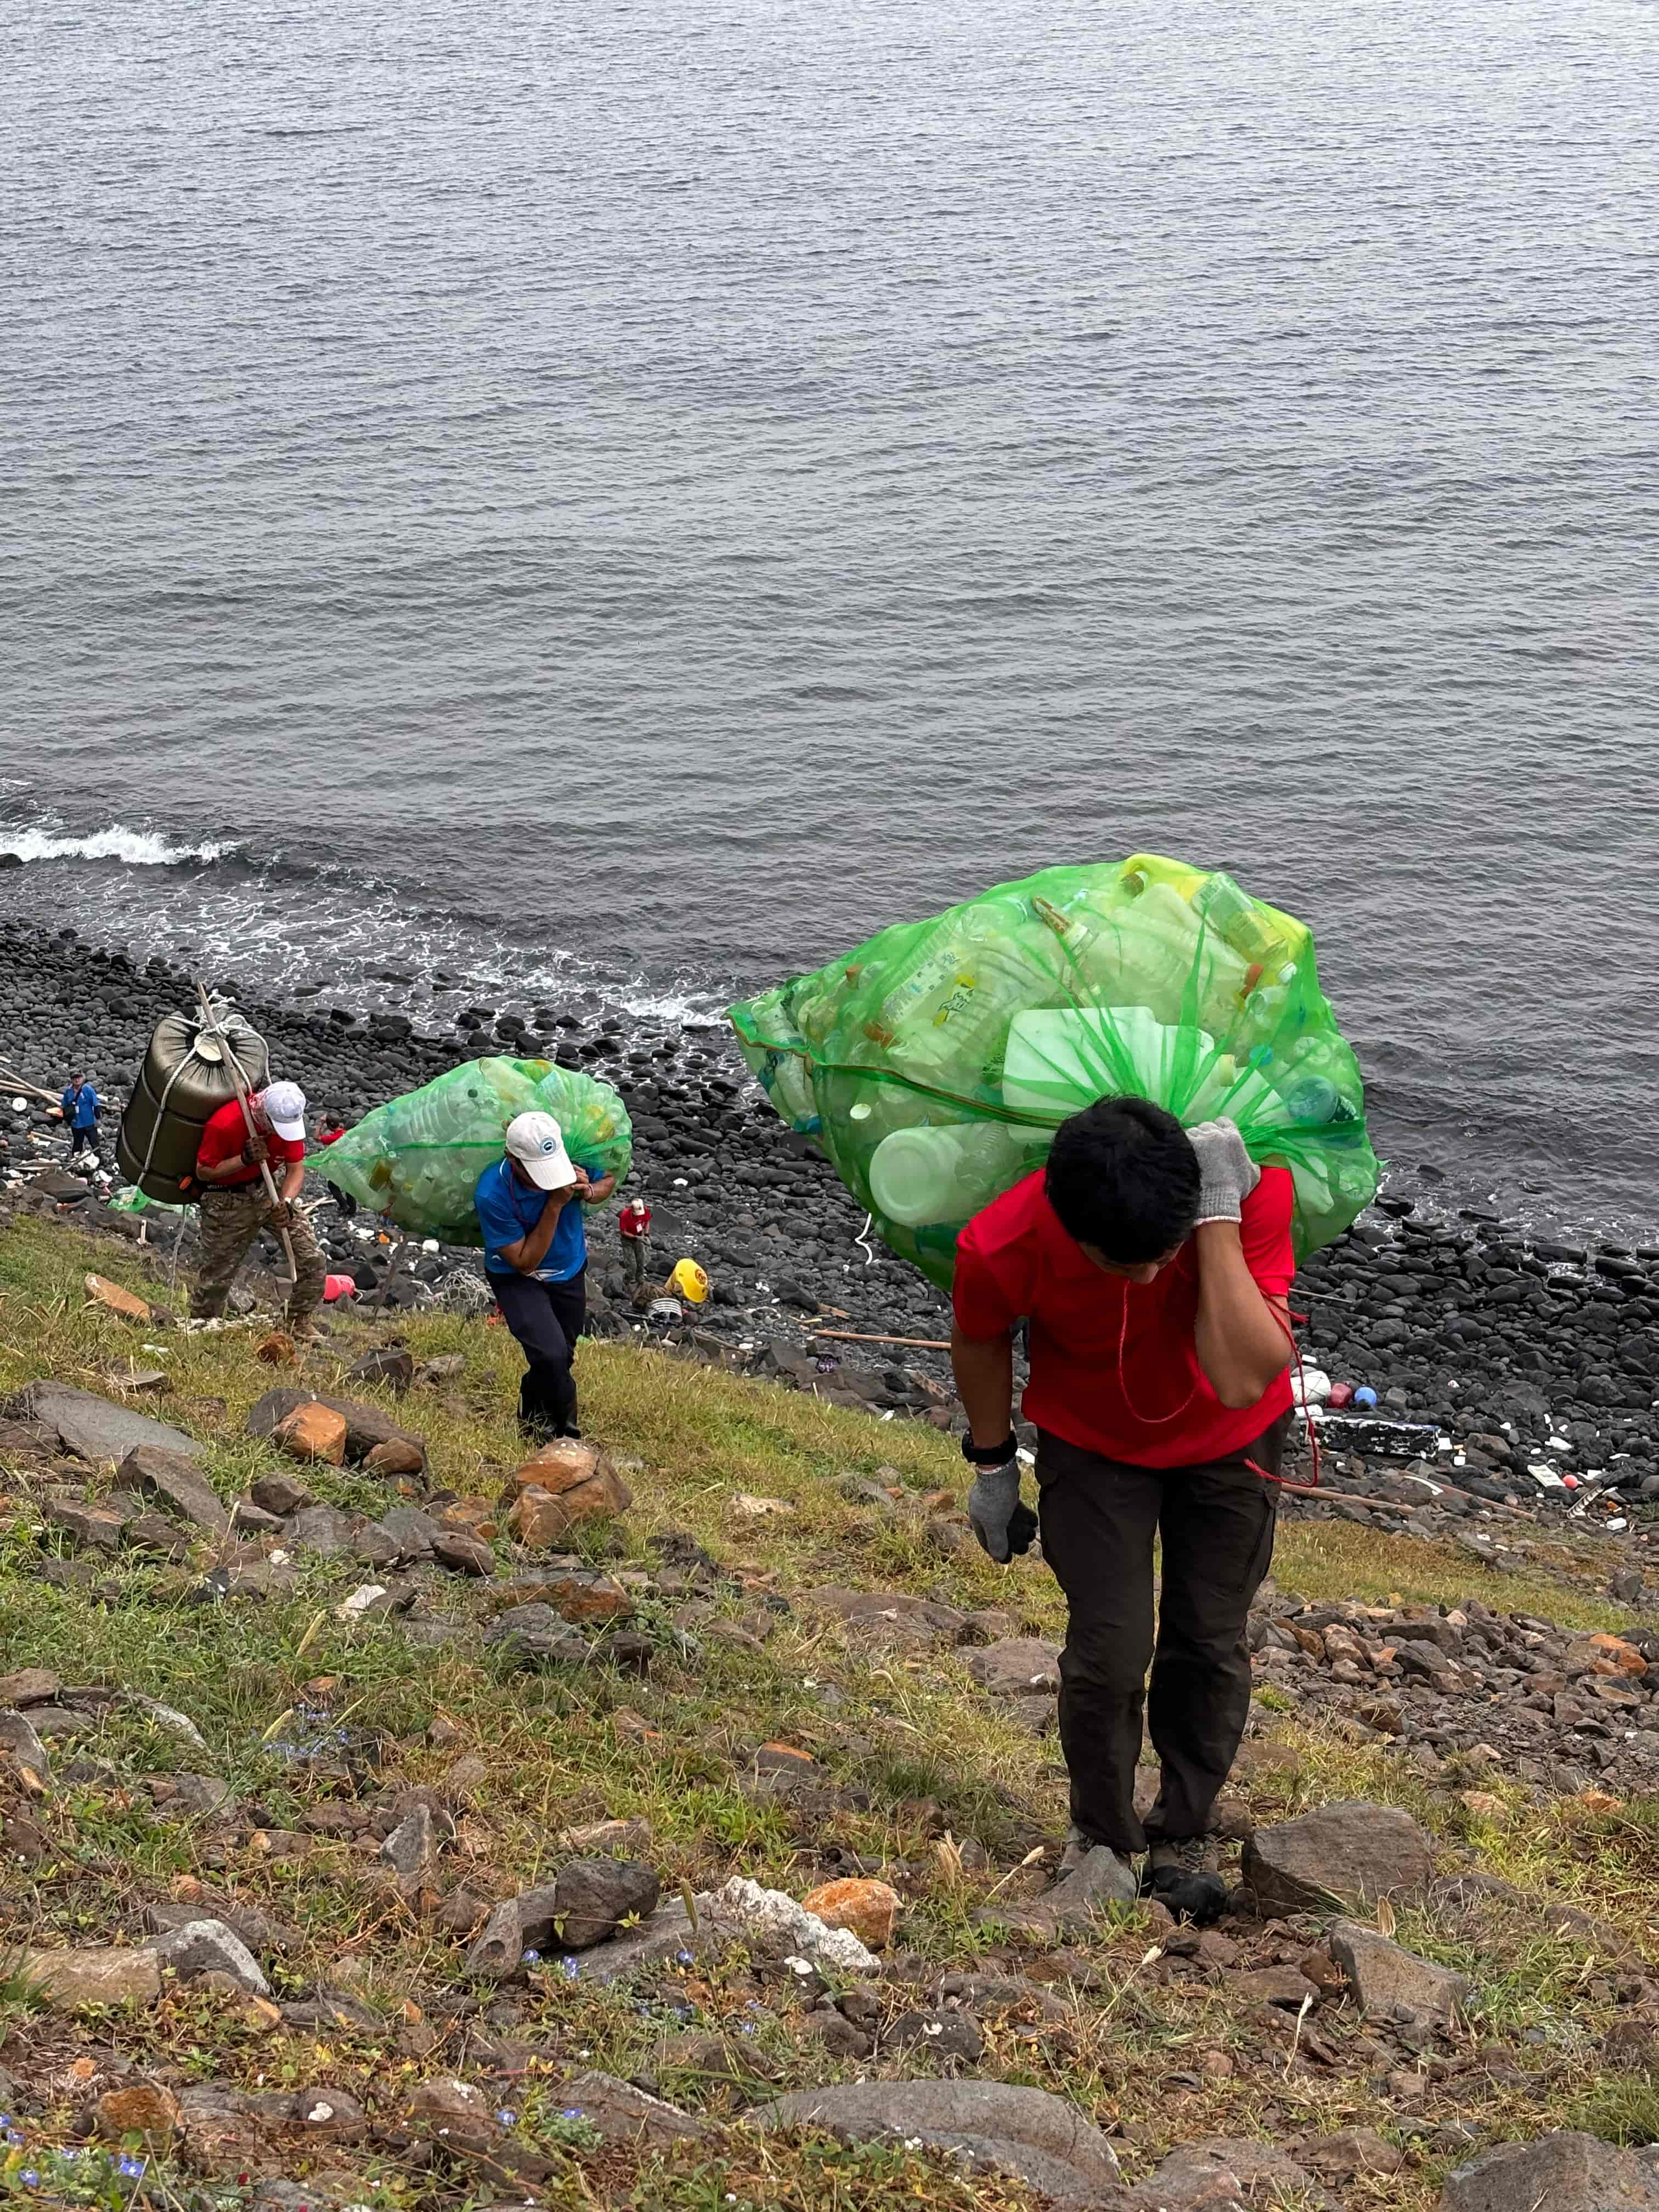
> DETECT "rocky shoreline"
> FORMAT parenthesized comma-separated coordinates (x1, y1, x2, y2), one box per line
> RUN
(3, 916, 1657, 1553)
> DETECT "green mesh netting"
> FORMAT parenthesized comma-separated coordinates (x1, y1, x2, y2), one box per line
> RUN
(729, 854, 1379, 1290)
(309, 1058, 633, 1246)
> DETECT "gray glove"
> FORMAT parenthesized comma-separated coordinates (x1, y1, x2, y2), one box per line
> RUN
(1188, 1119, 1262, 1226)
(967, 1459, 1037, 1564)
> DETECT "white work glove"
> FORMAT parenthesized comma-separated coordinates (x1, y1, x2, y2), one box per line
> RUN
(1188, 1119, 1262, 1226)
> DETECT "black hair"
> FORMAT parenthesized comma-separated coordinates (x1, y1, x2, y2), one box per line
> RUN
(1044, 1096, 1200, 1263)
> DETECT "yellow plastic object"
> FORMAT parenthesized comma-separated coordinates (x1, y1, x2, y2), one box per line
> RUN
(668, 1257, 710, 1305)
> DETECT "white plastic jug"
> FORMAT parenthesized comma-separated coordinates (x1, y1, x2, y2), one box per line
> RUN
(1001, 1006, 1220, 1120)
(869, 1122, 1028, 1229)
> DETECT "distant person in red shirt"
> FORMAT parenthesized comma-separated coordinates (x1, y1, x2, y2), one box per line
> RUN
(952, 1098, 1295, 1923)
(617, 1195, 653, 1296)
(192, 1080, 326, 1329)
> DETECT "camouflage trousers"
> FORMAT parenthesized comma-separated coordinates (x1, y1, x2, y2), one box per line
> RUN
(194, 1186, 326, 1324)
(621, 1236, 652, 1291)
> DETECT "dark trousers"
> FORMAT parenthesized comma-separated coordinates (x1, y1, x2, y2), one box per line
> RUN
(68, 1124, 97, 1157)
(493, 1268, 586, 1436)
(1036, 1414, 1287, 1855)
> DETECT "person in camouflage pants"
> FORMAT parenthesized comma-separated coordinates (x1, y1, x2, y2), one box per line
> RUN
(191, 1081, 326, 1329)
(195, 1184, 327, 1325)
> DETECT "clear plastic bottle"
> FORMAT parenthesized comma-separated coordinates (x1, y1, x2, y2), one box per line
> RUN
(865, 898, 1051, 1087)
(1191, 872, 1291, 968)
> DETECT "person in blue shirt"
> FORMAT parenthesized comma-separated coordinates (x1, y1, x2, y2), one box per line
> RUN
(475, 1110, 617, 1442)
(59, 1074, 100, 1163)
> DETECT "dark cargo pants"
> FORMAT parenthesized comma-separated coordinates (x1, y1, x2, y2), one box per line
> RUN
(194, 1186, 327, 1325)
(492, 1268, 586, 1437)
(1036, 1413, 1288, 1855)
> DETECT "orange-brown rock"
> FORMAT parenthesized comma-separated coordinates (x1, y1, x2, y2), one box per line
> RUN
(97, 2083, 182, 2137)
(85, 1273, 152, 1323)
(505, 1443, 631, 1547)
(365, 1436, 425, 1477)
(272, 1402, 348, 1465)
(256, 1332, 297, 1366)
(800, 1877, 901, 1949)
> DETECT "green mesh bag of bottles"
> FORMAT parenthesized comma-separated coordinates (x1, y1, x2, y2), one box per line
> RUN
(310, 1058, 633, 1246)
(729, 854, 1378, 1290)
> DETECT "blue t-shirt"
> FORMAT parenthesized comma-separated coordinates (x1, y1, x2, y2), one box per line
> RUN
(61, 1084, 98, 1128)
(473, 1155, 597, 1284)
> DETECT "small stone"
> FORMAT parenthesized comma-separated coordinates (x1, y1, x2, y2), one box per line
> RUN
(0, 1709, 51, 1785)
(0, 1669, 61, 1708)
(557, 2069, 710, 2147)
(250, 1470, 310, 1516)
(966, 1638, 1063, 1699)
(1440, 2131, 1659, 2210)
(24, 1945, 163, 2009)
(365, 1437, 425, 1477)
(495, 1567, 633, 1622)
(349, 1347, 415, 1393)
(45, 1498, 132, 1550)
(556, 1815, 653, 1857)
(1329, 1920, 1468, 2029)
(552, 1857, 662, 1949)
(97, 2084, 182, 2137)
(799, 1878, 900, 1949)
(380, 1803, 437, 1878)
(273, 1403, 348, 1465)
(85, 1272, 152, 1323)
(151, 1918, 272, 1996)
(119, 1443, 232, 1533)
(432, 1531, 494, 1576)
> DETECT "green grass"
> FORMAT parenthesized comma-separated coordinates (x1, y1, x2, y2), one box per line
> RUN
(0, 1211, 1655, 2209)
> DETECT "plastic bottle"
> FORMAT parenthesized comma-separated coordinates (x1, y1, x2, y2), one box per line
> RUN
(1190, 872, 1291, 969)
(868, 1122, 1028, 1229)
(865, 899, 1051, 1087)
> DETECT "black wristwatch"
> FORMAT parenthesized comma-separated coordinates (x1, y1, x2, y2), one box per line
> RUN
(961, 1432, 1018, 1468)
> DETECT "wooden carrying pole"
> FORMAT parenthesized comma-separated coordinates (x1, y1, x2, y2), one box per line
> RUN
(193, 980, 297, 1286)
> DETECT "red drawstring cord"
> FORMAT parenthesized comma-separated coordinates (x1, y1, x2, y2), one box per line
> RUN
(1111, 1280, 1324, 1496)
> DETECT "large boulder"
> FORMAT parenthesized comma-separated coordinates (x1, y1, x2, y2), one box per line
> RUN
(1440, 2132, 1659, 2210)
(1241, 1803, 1433, 1917)
(747, 2082, 1121, 2208)
(6, 1381, 204, 1466)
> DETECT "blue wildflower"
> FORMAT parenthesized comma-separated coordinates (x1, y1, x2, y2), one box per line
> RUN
(496, 2110, 516, 2128)
(675, 1948, 694, 1965)
(561, 2108, 583, 2120)
(19, 2172, 37, 2190)
(521, 1948, 541, 1965)
(560, 1956, 580, 1980)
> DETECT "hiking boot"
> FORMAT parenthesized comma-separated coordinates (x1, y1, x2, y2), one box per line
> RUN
(1146, 1835, 1227, 1924)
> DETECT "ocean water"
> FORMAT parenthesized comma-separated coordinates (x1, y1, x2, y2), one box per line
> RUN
(4, 0, 1658, 1233)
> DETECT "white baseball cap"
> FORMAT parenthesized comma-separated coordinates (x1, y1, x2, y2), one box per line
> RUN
(258, 1081, 307, 1141)
(505, 1110, 575, 1190)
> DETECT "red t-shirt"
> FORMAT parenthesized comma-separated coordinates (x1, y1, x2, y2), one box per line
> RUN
(952, 1166, 1297, 1468)
(195, 1099, 306, 1189)
(618, 1201, 652, 1240)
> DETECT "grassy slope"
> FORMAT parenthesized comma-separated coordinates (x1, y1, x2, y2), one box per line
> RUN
(0, 1213, 1654, 2210)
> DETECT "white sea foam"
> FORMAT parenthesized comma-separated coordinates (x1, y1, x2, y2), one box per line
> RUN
(0, 823, 235, 866)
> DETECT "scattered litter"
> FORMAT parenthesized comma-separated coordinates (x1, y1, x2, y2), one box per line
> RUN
(733, 1494, 795, 1517)
(336, 1584, 389, 1621)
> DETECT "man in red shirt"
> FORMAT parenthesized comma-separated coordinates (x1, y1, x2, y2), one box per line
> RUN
(192, 1080, 326, 1329)
(952, 1098, 1295, 1922)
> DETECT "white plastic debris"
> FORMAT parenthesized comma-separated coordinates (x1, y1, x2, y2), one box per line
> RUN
(703, 1877, 879, 1975)
(1291, 1367, 1331, 1409)
(1527, 1465, 1567, 1490)
(336, 1584, 389, 1621)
